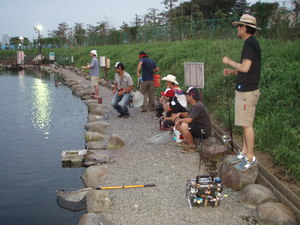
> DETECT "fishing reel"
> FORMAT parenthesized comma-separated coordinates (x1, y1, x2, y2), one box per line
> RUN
(222, 135, 232, 146)
(186, 175, 227, 207)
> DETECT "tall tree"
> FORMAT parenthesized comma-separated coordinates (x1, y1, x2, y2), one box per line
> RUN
(232, 0, 250, 16)
(292, 0, 300, 26)
(162, 0, 179, 25)
(144, 8, 161, 27)
(73, 23, 86, 46)
(250, 2, 279, 29)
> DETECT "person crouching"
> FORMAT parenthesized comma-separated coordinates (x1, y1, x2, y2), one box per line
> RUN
(160, 89, 187, 128)
(174, 87, 211, 154)
(111, 62, 134, 118)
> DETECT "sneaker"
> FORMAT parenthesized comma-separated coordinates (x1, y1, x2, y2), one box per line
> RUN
(117, 113, 124, 118)
(181, 145, 196, 154)
(176, 141, 188, 147)
(229, 152, 246, 164)
(123, 114, 129, 118)
(140, 109, 147, 112)
(234, 157, 257, 171)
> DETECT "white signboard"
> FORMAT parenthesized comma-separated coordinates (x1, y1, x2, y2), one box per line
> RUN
(184, 62, 204, 89)
(99, 56, 106, 67)
(49, 52, 55, 61)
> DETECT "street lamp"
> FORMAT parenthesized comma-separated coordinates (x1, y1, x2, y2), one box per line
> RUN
(34, 25, 42, 55)
(19, 36, 24, 51)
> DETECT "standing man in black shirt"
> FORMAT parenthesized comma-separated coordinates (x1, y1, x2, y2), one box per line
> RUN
(222, 14, 261, 171)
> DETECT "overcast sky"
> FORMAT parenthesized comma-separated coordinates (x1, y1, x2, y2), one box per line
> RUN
(0, 0, 287, 41)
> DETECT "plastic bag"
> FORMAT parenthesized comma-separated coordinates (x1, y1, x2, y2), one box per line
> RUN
(132, 90, 144, 108)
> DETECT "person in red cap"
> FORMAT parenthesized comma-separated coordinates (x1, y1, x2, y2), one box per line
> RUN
(222, 14, 261, 171)
(136, 51, 159, 112)
(160, 89, 187, 128)
(174, 87, 211, 154)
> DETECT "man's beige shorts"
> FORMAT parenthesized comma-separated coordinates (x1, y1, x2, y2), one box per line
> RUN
(91, 76, 99, 86)
(235, 89, 260, 127)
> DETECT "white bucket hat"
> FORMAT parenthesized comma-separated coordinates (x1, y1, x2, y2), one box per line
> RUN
(90, 50, 97, 56)
(161, 74, 179, 85)
(232, 14, 261, 30)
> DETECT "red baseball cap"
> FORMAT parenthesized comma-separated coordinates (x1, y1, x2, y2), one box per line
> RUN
(161, 89, 175, 97)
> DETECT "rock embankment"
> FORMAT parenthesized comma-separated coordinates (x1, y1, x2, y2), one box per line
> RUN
(42, 65, 297, 225)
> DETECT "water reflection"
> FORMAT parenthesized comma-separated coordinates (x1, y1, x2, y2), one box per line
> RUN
(31, 78, 52, 137)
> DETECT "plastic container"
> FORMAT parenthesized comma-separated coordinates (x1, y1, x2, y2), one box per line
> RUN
(154, 74, 161, 87)
(174, 129, 183, 143)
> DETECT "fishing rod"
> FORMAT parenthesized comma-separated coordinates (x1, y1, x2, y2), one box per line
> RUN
(58, 184, 156, 194)
(224, 78, 234, 153)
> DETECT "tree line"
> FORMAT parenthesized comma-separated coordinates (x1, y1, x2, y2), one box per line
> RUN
(3, 0, 300, 49)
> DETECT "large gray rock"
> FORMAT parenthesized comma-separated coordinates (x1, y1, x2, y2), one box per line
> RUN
(78, 213, 112, 225)
(90, 107, 104, 116)
(220, 155, 258, 191)
(88, 114, 104, 123)
(81, 94, 93, 100)
(81, 166, 108, 187)
(84, 99, 98, 106)
(257, 202, 297, 225)
(85, 121, 110, 133)
(239, 184, 278, 209)
(85, 131, 106, 142)
(87, 103, 100, 113)
(86, 190, 111, 213)
(84, 149, 131, 166)
(203, 136, 218, 147)
(200, 143, 230, 161)
(70, 84, 84, 93)
(64, 79, 80, 87)
(75, 90, 92, 98)
(107, 134, 125, 150)
(86, 141, 108, 150)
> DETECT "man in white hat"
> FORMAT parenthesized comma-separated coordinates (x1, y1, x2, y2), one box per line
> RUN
(82, 50, 99, 98)
(222, 14, 261, 171)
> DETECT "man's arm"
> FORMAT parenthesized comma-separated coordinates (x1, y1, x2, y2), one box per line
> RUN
(153, 67, 159, 73)
(137, 62, 143, 78)
(173, 112, 189, 121)
(222, 57, 252, 74)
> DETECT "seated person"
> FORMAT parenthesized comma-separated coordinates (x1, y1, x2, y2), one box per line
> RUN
(174, 87, 211, 154)
(156, 74, 187, 119)
(160, 89, 187, 128)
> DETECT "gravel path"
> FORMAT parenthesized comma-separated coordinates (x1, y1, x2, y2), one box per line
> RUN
(60, 68, 257, 225)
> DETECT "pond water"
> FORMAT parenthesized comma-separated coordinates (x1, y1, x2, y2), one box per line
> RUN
(0, 69, 87, 225)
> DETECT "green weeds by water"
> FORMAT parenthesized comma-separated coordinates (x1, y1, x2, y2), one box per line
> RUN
(2, 38, 299, 181)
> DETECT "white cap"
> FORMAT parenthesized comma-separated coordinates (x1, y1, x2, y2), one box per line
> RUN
(90, 50, 97, 56)
(114, 62, 120, 68)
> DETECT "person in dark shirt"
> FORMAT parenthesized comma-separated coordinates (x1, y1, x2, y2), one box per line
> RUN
(160, 89, 187, 128)
(222, 14, 261, 171)
(136, 51, 159, 112)
(174, 87, 211, 154)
